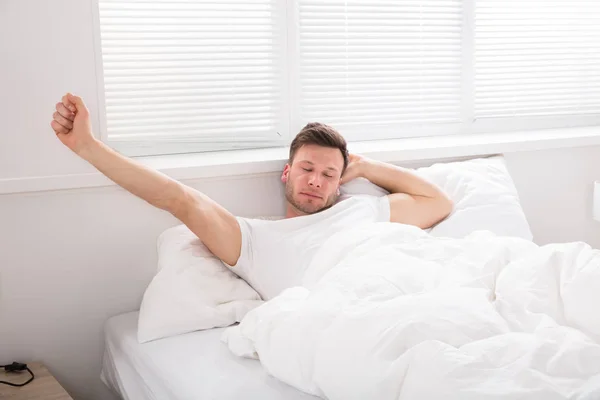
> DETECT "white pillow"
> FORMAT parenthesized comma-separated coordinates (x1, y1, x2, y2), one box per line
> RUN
(340, 155, 533, 240)
(137, 225, 263, 343)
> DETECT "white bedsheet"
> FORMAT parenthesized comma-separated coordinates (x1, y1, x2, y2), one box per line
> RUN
(101, 311, 318, 400)
(223, 223, 600, 400)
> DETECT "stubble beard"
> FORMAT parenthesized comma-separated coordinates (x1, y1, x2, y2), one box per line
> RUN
(285, 180, 337, 215)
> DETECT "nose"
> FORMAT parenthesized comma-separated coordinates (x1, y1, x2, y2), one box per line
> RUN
(308, 172, 322, 188)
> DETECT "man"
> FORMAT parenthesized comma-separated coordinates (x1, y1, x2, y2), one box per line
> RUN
(51, 93, 453, 299)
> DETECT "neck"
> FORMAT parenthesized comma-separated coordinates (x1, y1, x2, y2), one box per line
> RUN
(285, 202, 306, 219)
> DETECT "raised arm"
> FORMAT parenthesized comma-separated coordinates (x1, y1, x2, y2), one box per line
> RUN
(51, 93, 242, 266)
(341, 154, 453, 229)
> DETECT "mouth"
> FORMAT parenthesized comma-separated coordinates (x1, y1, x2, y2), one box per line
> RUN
(299, 192, 323, 199)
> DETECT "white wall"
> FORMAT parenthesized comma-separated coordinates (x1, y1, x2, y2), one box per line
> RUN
(506, 147, 600, 249)
(0, 0, 102, 180)
(1, 1, 599, 400)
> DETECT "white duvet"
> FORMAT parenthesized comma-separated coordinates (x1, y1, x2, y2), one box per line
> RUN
(222, 223, 600, 400)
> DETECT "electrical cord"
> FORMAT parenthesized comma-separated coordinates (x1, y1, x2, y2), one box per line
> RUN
(0, 362, 35, 387)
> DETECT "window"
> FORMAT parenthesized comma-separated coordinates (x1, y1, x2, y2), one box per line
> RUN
(295, 1, 463, 142)
(474, 0, 600, 133)
(95, 0, 288, 156)
(94, 0, 600, 156)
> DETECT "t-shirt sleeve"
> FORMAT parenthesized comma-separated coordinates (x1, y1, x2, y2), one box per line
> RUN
(222, 217, 254, 283)
(375, 196, 392, 222)
(371, 195, 391, 222)
(349, 194, 391, 223)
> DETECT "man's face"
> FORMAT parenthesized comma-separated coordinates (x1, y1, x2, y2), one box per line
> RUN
(282, 144, 345, 215)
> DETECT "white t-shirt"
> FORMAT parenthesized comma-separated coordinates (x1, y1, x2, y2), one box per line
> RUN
(225, 195, 390, 300)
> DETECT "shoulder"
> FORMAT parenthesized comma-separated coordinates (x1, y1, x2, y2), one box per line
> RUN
(337, 194, 389, 207)
(234, 215, 288, 239)
(336, 194, 390, 221)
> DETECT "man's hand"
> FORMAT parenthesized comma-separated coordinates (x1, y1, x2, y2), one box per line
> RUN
(340, 153, 367, 185)
(51, 93, 97, 155)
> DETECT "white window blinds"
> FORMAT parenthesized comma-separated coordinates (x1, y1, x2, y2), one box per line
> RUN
(97, 0, 287, 153)
(94, 1, 600, 156)
(295, 0, 463, 138)
(475, 1, 600, 119)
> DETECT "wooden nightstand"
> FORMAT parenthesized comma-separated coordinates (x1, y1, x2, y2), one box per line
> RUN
(0, 362, 73, 399)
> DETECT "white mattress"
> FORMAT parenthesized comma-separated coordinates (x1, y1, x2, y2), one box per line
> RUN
(101, 311, 318, 400)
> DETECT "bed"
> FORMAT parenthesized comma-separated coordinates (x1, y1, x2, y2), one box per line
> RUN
(101, 311, 317, 400)
(100, 156, 600, 399)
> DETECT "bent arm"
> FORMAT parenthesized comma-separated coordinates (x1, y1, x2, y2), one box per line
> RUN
(79, 140, 242, 265)
(360, 158, 454, 229)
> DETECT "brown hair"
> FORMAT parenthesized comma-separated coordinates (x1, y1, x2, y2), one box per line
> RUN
(289, 122, 349, 172)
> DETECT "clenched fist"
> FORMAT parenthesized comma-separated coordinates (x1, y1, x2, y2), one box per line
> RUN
(51, 93, 96, 155)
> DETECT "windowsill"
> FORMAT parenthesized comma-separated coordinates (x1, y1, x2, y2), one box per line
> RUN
(2, 126, 600, 195)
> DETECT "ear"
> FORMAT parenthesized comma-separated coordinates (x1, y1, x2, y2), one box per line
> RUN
(281, 163, 291, 183)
